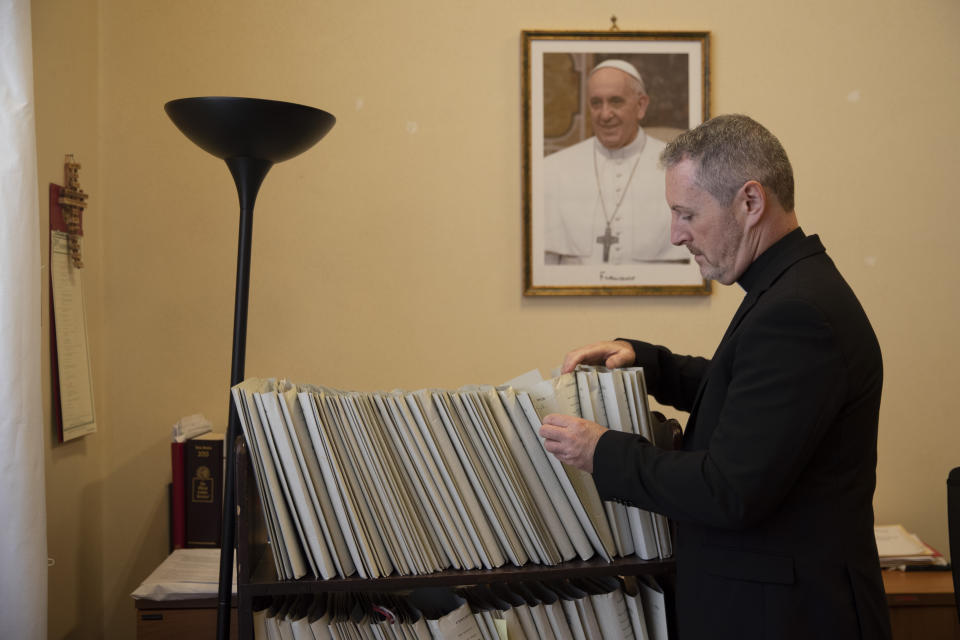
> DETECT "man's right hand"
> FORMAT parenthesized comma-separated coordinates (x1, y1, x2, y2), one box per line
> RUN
(561, 340, 636, 373)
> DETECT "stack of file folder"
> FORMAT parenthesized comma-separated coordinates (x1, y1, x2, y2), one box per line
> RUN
(252, 575, 668, 640)
(231, 366, 673, 582)
(874, 524, 947, 569)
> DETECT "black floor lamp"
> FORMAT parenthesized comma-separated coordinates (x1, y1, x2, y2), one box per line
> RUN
(164, 97, 335, 640)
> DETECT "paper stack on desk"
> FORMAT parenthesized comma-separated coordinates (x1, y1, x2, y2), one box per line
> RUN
(131, 548, 236, 601)
(874, 524, 947, 569)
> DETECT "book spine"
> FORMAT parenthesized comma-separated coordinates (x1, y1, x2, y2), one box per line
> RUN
(185, 437, 224, 547)
(170, 442, 186, 549)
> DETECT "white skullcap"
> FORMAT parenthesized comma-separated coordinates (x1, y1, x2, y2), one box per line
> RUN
(590, 59, 646, 94)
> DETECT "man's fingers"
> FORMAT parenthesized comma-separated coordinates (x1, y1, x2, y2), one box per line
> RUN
(561, 343, 606, 373)
(561, 348, 590, 373)
(606, 352, 631, 369)
(605, 340, 636, 368)
(563, 340, 635, 373)
(539, 413, 602, 473)
(542, 413, 580, 428)
(538, 422, 560, 441)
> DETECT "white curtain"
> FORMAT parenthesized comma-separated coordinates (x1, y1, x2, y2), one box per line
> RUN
(0, 0, 48, 637)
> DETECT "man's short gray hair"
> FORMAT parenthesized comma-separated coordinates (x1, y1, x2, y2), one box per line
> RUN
(661, 114, 795, 212)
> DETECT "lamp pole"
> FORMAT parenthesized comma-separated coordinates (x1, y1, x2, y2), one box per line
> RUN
(164, 97, 335, 640)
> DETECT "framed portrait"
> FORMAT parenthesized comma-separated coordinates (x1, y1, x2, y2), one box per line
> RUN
(522, 30, 711, 296)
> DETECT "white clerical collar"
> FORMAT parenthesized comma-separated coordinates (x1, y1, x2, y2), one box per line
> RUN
(593, 127, 647, 160)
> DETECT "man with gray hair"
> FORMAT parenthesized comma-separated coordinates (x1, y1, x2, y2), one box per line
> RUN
(540, 115, 891, 638)
(543, 59, 689, 265)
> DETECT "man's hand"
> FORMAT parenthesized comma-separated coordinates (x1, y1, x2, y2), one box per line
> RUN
(561, 340, 636, 374)
(539, 414, 608, 473)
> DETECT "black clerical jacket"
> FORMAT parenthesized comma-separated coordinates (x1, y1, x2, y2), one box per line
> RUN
(593, 229, 891, 639)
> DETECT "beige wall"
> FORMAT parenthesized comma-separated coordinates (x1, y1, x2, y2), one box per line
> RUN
(33, 0, 960, 637)
(33, 0, 105, 637)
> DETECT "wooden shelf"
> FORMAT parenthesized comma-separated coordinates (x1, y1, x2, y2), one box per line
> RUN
(243, 550, 674, 596)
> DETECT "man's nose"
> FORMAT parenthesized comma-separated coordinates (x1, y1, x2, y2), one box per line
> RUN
(670, 220, 688, 246)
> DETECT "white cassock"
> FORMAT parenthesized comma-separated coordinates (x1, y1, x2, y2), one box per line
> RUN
(543, 129, 688, 265)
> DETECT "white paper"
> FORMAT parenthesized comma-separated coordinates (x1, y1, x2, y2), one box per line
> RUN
(340, 393, 415, 575)
(434, 391, 524, 566)
(283, 388, 354, 578)
(232, 380, 305, 580)
(497, 386, 587, 561)
(481, 387, 570, 563)
(299, 391, 367, 578)
(596, 369, 658, 560)
(637, 577, 668, 640)
(50, 231, 97, 440)
(374, 393, 459, 570)
(408, 390, 502, 568)
(131, 549, 236, 600)
(516, 391, 610, 560)
(590, 591, 633, 640)
(258, 391, 324, 579)
(875, 524, 931, 557)
(624, 368, 672, 559)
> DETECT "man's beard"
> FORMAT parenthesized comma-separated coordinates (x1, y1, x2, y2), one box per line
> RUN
(689, 215, 743, 283)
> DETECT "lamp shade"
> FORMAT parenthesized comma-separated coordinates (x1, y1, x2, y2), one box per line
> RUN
(164, 96, 336, 163)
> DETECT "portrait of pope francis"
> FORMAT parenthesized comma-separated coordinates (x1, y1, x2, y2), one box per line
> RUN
(543, 59, 691, 267)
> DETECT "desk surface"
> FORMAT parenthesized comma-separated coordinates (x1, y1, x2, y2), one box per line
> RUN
(883, 570, 955, 602)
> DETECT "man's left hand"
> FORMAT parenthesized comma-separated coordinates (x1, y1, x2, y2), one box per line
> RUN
(539, 414, 608, 473)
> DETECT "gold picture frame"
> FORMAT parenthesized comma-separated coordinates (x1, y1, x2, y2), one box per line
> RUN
(522, 30, 711, 296)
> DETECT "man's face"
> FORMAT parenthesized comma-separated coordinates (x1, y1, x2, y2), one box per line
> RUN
(666, 159, 748, 285)
(587, 68, 649, 150)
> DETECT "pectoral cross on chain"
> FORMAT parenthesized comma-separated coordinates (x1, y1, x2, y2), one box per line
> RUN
(596, 223, 619, 263)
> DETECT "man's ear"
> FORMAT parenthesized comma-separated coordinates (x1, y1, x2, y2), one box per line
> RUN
(740, 180, 766, 230)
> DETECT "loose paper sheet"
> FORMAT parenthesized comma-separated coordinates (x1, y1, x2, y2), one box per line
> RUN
(50, 230, 96, 440)
(131, 549, 236, 600)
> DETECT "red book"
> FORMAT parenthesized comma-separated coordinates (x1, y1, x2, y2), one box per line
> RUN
(170, 441, 186, 549)
(185, 433, 224, 548)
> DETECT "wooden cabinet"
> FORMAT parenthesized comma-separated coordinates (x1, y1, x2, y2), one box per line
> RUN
(884, 570, 960, 640)
(135, 599, 237, 640)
